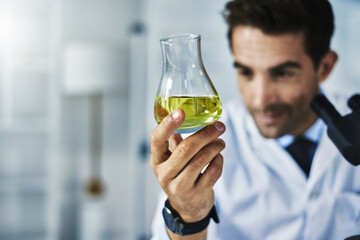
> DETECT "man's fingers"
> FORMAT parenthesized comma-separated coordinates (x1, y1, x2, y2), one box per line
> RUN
(176, 139, 225, 185)
(168, 121, 225, 166)
(195, 153, 224, 189)
(169, 133, 183, 152)
(163, 122, 226, 180)
(150, 109, 185, 166)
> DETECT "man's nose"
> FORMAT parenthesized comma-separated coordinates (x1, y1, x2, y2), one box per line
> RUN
(252, 77, 276, 109)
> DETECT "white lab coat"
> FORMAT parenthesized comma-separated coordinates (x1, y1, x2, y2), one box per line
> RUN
(151, 93, 360, 240)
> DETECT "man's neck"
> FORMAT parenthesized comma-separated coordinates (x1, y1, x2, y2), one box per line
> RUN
(277, 117, 325, 148)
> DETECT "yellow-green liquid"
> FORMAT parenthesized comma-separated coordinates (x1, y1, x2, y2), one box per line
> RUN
(154, 96, 222, 132)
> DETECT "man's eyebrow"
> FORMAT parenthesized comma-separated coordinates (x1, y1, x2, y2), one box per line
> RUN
(233, 61, 251, 70)
(270, 61, 302, 72)
(233, 61, 301, 71)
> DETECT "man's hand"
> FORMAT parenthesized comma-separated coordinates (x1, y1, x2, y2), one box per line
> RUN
(150, 109, 225, 238)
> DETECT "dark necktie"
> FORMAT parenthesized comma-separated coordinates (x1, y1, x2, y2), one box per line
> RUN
(285, 137, 317, 177)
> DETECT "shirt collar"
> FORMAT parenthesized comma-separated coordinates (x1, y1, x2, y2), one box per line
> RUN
(276, 118, 325, 149)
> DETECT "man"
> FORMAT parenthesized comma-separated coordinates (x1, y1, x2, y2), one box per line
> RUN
(150, 0, 360, 239)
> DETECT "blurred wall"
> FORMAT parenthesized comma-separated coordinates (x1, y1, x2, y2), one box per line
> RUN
(0, 1, 60, 239)
(324, 0, 360, 95)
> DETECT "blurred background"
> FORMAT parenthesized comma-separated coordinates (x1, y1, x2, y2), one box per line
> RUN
(0, 0, 358, 239)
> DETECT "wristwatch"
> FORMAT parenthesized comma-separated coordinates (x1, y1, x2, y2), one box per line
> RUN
(162, 199, 219, 236)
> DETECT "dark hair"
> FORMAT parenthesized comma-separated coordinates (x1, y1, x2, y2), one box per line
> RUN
(223, 0, 334, 68)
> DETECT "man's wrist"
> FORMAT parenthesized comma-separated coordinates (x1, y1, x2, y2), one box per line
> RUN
(162, 199, 219, 236)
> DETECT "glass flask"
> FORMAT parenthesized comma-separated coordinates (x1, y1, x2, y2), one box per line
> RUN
(154, 33, 222, 133)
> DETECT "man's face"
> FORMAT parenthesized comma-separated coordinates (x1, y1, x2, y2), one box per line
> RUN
(232, 26, 321, 138)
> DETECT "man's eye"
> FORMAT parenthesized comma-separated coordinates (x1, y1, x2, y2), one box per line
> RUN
(274, 70, 295, 79)
(238, 69, 253, 78)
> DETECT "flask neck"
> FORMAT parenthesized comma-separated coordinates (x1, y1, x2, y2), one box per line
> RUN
(157, 34, 216, 97)
(161, 37, 203, 71)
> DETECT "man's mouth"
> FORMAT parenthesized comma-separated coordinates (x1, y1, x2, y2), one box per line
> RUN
(254, 110, 287, 125)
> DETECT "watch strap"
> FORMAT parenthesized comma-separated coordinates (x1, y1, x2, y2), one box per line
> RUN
(162, 199, 219, 236)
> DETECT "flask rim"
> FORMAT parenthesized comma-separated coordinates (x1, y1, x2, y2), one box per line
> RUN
(160, 33, 201, 45)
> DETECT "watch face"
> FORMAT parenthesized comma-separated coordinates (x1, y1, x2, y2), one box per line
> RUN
(162, 206, 185, 235)
(162, 207, 176, 231)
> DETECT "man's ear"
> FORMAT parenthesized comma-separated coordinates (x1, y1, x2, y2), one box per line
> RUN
(317, 50, 338, 83)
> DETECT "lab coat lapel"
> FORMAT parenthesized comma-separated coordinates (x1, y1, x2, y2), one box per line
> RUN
(244, 112, 307, 187)
(306, 128, 338, 187)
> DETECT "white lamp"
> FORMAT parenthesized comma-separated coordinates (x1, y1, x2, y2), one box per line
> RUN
(64, 42, 126, 95)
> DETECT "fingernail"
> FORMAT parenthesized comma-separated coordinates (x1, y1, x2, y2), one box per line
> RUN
(172, 110, 180, 120)
(214, 122, 225, 132)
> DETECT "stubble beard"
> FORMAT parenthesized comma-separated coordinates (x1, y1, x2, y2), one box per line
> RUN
(250, 87, 320, 139)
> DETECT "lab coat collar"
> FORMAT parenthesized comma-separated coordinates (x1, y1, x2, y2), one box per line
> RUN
(239, 102, 338, 188)
(306, 128, 339, 190)
(243, 111, 308, 186)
